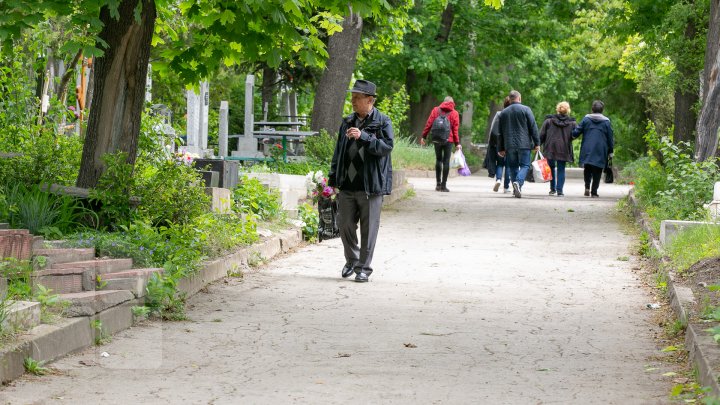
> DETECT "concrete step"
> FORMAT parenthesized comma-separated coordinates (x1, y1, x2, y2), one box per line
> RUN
(32, 267, 88, 294)
(59, 290, 134, 317)
(33, 248, 95, 269)
(100, 268, 164, 297)
(52, 258, 133, 275)
(1, 301, 41, 331)
(0, 229, 33, 261)
(0, 223, 9, 229)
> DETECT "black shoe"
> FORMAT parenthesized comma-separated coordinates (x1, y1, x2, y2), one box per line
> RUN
(557, 192, 564, 196)
(341, 263, 355, 278)
(549, 190, 556, 195)
(512, 182, 521, 198)
(440, 187, 450, 192)
(435, 185, 441, 191)
(355, 272, 369, 282)
(591, 194, 599, 198)
(584, 188, 590, 197)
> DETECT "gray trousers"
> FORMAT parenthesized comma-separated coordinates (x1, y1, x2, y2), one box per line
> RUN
(336, 190, 383, 275)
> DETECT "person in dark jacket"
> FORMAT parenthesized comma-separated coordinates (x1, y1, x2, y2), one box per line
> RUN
(485, 96, 512, 193)
(328, 79, 394, 283)
(497, 90, 540, 198)
(540, 101, 577, 197)
(572, 100, 614, 198)
(420, 96, 461, 192)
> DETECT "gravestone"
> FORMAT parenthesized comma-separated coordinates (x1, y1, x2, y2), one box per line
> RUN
(219, 101, 229, 157)
(186, 81, 211, 156)
(194, 158, 239, 190)
(232, 75, 263, 158)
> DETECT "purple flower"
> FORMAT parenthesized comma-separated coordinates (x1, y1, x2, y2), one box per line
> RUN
(139, 246, 145, 251)
(322, 186, 334, 198)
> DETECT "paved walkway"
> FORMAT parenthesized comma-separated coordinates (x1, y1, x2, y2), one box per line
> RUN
(0, 173, 672, 404)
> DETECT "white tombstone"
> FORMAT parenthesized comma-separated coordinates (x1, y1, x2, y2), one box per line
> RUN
(185, 81, 211, 156)
(708, 182, 720, 221)
(145, 63, 152, 103)
(219, 101, 229, 157)
(233, 74, 263, 158)
(714, 182, 720, 201)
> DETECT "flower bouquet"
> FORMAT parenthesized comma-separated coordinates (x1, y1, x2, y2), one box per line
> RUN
(305, 170, 339, 241)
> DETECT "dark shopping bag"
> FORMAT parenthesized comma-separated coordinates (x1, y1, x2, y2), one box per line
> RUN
(604, 157, 614, 183)
(317, 197, 339, 241)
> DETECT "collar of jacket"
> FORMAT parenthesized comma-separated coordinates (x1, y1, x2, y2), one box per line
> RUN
(345, 107, 378, 130)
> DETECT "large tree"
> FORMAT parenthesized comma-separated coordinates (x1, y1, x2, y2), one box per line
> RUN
(695, 0, 720, 161)
(1, 0, 348, 187)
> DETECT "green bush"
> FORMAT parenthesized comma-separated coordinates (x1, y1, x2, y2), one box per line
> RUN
(298, 202, 318, 242)
(376, 85, 409, 130)
(3, 184, 96, 237)
(304, 129, 336, 165)
(233, 176, 284, 221)
(666, 225, 720, 274)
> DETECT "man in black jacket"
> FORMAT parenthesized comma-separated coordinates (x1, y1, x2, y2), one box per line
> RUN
(328, 79, 394, 282)
(497, 90, 540, 198)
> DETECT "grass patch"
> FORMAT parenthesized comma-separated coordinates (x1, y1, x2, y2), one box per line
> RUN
(666, 225, 720, 275)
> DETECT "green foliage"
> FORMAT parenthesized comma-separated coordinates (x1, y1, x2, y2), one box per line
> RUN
(33, 285, 60, 309)
(91, 319, 111, 345)
(2, 183, 96, 236)
(376, 85, 409, 129)
(298, 202, 319, 242)
(666, 225, 720, 275)
(304, 129, 336, 165)
(23, 357, 48, 376)
(0, 258, 33, 301)
(392, 136, 436, 170)
(89, 152, 135, 229)
(233, 176, 283, 221)
(131, 305, 151, 320)
(145, 273, 187, 321)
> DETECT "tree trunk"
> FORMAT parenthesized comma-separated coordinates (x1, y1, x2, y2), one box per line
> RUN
(76, 0, 156, 188)
(310, 13, 363, 135)
(58, 49, 83, 105)
(261, 64, 277, 120)
(673, 18, 699, 144)
(406, 2, 455, 140)
(695, 0, 720, 161)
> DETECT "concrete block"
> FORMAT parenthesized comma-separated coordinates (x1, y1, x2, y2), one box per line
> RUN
(714, 182, 720, 201)
(32, 267, 84, 294)
(2, 301, 40, 331)
(60, 290, 134, 317)
(0, 223, 8, 229)
(279, 229, 302, 253)
(197, 170, 220, 188)
(659, 220, 720, 246)
(53, 258, 133, 275)
(101, 269, 163, 297)
(205, 187, 233, 214)
(33, 248, 95, 269)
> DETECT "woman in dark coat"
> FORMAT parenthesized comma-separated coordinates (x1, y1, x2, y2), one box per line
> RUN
(484, 96, 512, 193)
(539, 101, 576, 196)
(572, 100, 614, 198)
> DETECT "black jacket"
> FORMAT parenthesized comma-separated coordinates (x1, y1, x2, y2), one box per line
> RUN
(497, 102, 540, 152)
(328, 108, 394, 195)
(540, 114, 576, 162)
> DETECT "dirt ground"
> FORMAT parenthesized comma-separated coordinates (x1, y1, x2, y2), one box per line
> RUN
(0, 172, 680, 404)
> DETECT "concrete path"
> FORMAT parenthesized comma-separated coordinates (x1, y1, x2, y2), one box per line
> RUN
(0, 173, 672, 404)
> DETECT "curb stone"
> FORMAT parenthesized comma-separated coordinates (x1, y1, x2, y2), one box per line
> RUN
(0, 226, 304, 384)
(628, 189, 720, 395)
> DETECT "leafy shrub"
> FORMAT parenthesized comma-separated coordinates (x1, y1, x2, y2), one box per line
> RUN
(3, 184, 96, 236)
(304, 129, 336, 165)
(666, 225, 720, 274)
(376, 85, 409, 129)
(233, 176, 283, 221)
(298, 202, 319, 242)
(631, 122, 720, 231)
(89, 152, 136, 229)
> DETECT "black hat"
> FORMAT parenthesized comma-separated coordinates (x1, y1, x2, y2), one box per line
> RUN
(348, 79, 376, 96)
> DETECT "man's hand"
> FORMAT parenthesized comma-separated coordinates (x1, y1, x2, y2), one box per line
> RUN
(498, 151, 506, 158)
(420, 138, 426, 146)
(534, 146, 540, 152)
(346, 127, 361, 140)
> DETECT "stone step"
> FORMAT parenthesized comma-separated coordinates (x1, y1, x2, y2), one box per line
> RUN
(0, 229, 33, 261)
(0, 223, 8, 229)
(33, 248, 95, 269)
(51, 258, 133, 275)
(31, 235, 45, 250)
(32, 267, 87, 294)
(1, 301, 41, 331)
(59, 290, 134, 317)
(100, 268, 164, 298)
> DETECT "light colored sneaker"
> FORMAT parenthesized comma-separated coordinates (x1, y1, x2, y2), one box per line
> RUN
(503, 188, 511, 193)
(493, 179, 501, 192)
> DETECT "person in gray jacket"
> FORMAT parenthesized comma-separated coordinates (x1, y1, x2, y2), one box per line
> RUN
(572, 100, 614, 198)
(328, 79, 394, 283)
(497, 90, 540, 198)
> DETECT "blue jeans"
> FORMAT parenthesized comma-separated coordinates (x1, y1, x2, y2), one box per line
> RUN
(495, 156, 511, 189)
(505, 149, 531, 187)
(548, 159, 566, 193)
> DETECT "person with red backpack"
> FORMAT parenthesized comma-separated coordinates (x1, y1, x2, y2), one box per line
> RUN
(420, 96, 461, 192)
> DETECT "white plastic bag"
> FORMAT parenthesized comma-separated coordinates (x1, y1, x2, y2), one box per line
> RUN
(450, 150, 465, 169)
(531, 150, 553, 183)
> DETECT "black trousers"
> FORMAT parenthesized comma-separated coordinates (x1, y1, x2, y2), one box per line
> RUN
(584, 164, 603, 195)
(434, 142, 453, 186)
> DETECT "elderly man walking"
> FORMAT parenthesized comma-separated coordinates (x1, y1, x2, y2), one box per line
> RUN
(497, 90, 540, 198)
(328, 79, 394, 283)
